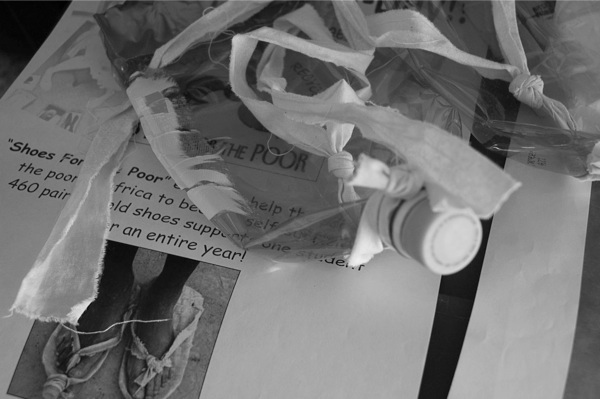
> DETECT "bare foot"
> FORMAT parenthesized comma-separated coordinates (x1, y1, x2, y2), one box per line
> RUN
(46, 241, 136, 384)
(53, 285, 133, 380)
(124, 287, 178, 398)
(123, 254, 197, 398)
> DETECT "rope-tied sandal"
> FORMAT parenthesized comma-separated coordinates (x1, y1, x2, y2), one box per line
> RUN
(119, 286, 204, 399)
(41, 306, 134, 399)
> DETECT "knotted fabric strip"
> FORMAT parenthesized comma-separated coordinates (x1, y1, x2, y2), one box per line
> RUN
(230, 4, 520, 218)
(130, 332, 174, 394)
(328, 151, 358, 203)
(231, 4, 371, 207)
(331, 0, 577, 131)
(127, 291, 203, 396)
(149, 0, 272, 69)
(491, 0, 577, 130)
(328, 151, 355, 180)
(140, 1, 521, 220)
(346, 155, 424, 266)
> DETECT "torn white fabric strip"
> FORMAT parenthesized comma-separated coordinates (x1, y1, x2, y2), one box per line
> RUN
(11, 108, 138, 324)
(229, 4, 520, 217)
(349, 191, 386, 266)
(232, 7, 369, 205)
(187, 185, 248, 220)
(127, 75, 249, 217)
(490, 0, 577, 130)
(149, 0, 273, 69)
(346, 156, 424, 266)
(332, 1, 576, 131)
(180, 169, 233, 189)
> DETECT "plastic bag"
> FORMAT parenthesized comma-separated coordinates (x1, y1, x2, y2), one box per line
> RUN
(96, 0, 520, 273)
(366, 0, 600, 179)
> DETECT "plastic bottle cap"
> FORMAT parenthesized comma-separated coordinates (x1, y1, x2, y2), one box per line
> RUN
(387, 194, 482, 275)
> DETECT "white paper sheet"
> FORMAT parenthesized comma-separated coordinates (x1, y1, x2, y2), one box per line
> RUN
(445, 0, 595, 395)
(563, 181, 600, 398)
(0, 3, 441, 398)
(449, 125, 591, 398)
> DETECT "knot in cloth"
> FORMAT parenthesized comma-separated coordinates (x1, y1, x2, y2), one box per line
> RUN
(146, 355, 172, 375)
(348, 154, 424, 197)
(385, 164, 425, 198)
(509, 73, 544, 109)
(134, 354, 174, 393)
(130, 331, 174, 391)
(328, 151, 354, 179)
(345, 154, 425, 266)
(42, 374, 69, 399)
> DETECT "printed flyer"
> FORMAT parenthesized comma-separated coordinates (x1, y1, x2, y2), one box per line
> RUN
(0, 3, 440, 399)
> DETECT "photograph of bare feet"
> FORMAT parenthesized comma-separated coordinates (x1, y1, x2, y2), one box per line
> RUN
(8, 240, 240, 399)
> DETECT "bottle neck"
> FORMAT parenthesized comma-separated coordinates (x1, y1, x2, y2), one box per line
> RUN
(377, 191, 483, 275)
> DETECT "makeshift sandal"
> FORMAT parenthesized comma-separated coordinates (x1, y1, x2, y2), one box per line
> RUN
(119, 286, 204, 399)
(41, 306, 134, 399)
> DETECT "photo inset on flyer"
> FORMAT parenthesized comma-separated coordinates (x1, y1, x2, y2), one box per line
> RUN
(7, 240, 240, 399)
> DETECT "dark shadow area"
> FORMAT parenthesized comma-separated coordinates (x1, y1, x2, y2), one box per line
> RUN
(0, 2, 70, 96)
(418, 68, 520, 399)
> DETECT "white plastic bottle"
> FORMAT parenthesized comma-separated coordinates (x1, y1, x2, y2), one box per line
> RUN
(377, 191, 483, 275)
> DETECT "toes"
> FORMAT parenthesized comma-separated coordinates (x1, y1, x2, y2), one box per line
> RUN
(159, 370, 168, 389)
(70, 366, 85, 379)
(162, 368, 170, 386)
(54, 331, 75, 371)
(55, 345, 66, 359)
(57, 346, 72, 370)
(125, 358, 147, 399)
(145, 376, 158, 399)
(165, 368, 172, 387)
(141, 368, 173, 399)
(56, 336, 71, 355)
